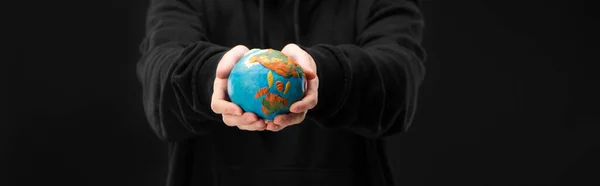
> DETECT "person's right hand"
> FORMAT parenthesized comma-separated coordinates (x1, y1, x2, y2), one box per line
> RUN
(211, 45, 267, 131)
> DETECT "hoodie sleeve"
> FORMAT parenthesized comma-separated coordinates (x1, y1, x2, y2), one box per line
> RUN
(303, 0, 426, 139)
(137, 0, 229, 142)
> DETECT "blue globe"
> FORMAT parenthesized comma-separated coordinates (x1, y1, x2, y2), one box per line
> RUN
(227, 49, 306, 120)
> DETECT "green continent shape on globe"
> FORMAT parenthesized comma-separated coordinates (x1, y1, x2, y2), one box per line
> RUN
(261, 95, 285, 116)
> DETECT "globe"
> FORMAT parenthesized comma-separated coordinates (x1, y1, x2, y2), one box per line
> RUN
(227, 49, 306, 120)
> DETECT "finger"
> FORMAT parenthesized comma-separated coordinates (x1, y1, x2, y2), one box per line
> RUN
(222, 112, 258, 127)
(266, 121, 283, 132)
(211, 99, 243, 115)
(211, 79, 243, 115)
(238, 119, 267, 131)
(303, 68, 317, 80)
(273, 112, 306, 127)
(217, 45, 249, 79)
(212, 77, 227, 100)
(290, 79, 318, 113)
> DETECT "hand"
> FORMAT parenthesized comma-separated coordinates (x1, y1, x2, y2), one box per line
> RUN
(211, 45, 268, 131)
(266, 44, 319, 132)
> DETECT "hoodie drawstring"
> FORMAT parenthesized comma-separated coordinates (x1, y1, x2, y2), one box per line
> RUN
(258, 0, 300, 48)
(259, 0, 265, 48)
(293, 0, 300, 44)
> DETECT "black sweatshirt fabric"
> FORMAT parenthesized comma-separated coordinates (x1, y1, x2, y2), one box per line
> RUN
(137, 0, 426, 185)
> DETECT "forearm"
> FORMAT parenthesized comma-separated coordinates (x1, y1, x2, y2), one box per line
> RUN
(303, 0, 426, 139)
(305, 44, 424, 138)
(137, 0, 229, 142)
(137, 41, 228, 142)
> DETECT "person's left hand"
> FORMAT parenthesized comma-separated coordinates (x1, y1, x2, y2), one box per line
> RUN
(266, 44, 319, 132)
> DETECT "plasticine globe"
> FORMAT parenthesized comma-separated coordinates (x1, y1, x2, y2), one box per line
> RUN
(227, 49, 306, 120)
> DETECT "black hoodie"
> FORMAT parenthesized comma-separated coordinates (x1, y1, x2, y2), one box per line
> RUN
(137, 0, 426, 185)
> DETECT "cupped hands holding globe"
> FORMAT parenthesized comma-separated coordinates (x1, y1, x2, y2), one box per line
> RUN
(210, 44, 318, 132)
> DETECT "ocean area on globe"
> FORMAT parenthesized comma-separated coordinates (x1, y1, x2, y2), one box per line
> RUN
(227, 49, 306, 120)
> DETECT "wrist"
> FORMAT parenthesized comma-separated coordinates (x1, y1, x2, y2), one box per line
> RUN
(302, 45, 349, 116)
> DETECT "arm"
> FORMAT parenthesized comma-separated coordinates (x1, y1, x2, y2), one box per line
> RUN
(137, 0, 228, 142)
(304, 0, 426, 139)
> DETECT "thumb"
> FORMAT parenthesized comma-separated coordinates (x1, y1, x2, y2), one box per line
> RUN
(216, 45, 249, 79)
(281, 44, 317, 80)
(302, 67, 317, 80)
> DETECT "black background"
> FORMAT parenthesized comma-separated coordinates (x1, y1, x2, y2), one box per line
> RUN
(7, 0, 597, 185)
